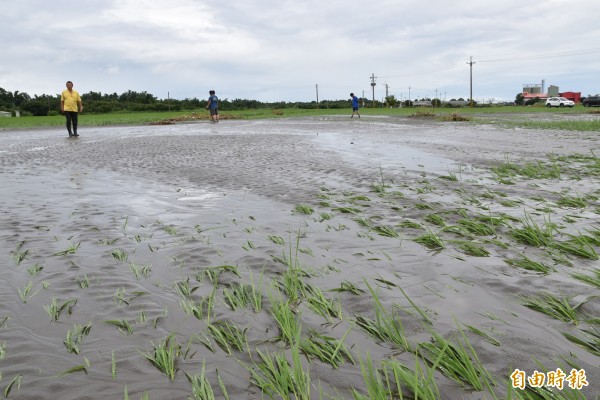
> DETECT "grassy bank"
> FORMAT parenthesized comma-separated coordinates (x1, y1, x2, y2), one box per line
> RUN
(1, 105, 599, 131)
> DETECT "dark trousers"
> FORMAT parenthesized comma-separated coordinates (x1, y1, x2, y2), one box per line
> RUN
(65, 111, 78, 135)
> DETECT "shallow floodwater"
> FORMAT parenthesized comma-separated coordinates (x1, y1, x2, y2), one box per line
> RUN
(0, 116, 598, 399)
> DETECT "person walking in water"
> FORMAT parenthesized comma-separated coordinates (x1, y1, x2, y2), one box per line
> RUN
(60, 81, 83, 137)
(206, 90, 219, 122)
(350, 93, 360, 118)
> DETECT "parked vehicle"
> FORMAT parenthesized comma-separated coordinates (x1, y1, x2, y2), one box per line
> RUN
(545, 97, 575, 108)
(582, 96, 600, 107)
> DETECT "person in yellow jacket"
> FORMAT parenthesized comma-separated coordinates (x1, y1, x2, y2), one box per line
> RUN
(60, 81, 83, 137)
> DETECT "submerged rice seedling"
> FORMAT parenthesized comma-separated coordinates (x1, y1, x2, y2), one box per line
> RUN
(556, 195, 587, 209)
(400, 219, 423, 229)
(562, 326, 600, 357)
(12, 247, 29, 266)
(245, 343, 311, 400)
(53, 242, 81, 256)
(458, 218, 496, 236)
(522, 293, 587, 325)
(186, 360, 230, 400)
(413, 230, 445, 251)
(352, 353, 391, 399)
(64, 322, 92, 354)
(179, 294, 215, 322)
(174, 278, 198, 299)
(268, 235, 285, 245)
(111, 248, 128, 262)
(223, 281, 263, 312)
(207, 321, 248, 356)
(381, 356, 441, 400)
(130, 262, 151, 279)
(299, 328, 354, 368)
(17, 281, 41, 303)
(553, 236, 599, 260)
(510, 213, 556, 247)
(140, 334, 181, 380)
(424, 213, 446, 227)
(333, 206, 362, 214)
(505, 256, 555, 274)
(27, 263, 43, 276)
(571, 268, 600, 288)
(44, 298, 77, 321)
(3, 374, 22, 398)
(104, 319, 134, 335)
(305, 286, 343, 322)
(372, 225, 399, 238)
(455, 242, 490, 257)
(354, 281, 409, 351)
(330, 280, 364, 295)
(418, 330, 494, 391)
(293, 204, 314, 215)
(269, 296, 301, 345)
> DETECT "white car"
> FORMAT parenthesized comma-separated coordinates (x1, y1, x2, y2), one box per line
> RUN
(545, 97, 575, 108)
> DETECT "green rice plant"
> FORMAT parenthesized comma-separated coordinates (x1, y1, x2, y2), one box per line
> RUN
(399, 219, 423, 229)
(351, 353, 390, 399)
(293, 204, 314, 215)
(333, 206, 362, 214)
(269, 295, 301, 345)
(56, 364, 88, 377)
(510, 213, 555, 247)
(522, 292, 587, 325)
(12, 247, 29, 266)
(140, 334, 181, 380)
(354, 217, 371, 228)
(0, 341, 6, 359)
(44, 298, 77, 321)
(130, 262, 151, 279)
(76, 274, 90, 289)
(111, 248, 128, 262)
(553, 236, 599, 260)
(3, 374, 22, 398)
(112, 350, 117, 379)
(163, 225, 178, 235)
(17, 281, 41, 303)
(179, 295, 215, 322)
(299, 328, 354, 368)
(241, 240, 255, 251)
(455, 242, 490, 257)
(371, 165, 390, 195)
(413, 229, 445, 251)
(439, 171, 459, 181)
(463, 324, 501, 347)
(27, 263, 44, 276)
(330, 280, 364, 295)
(186, 360, 230, 400)
(350, 195, 371, 203)
(245, 343, 311, 400)
(268, 235, 285, 245)
(415, 203, 434, 210)
(418, 330, 494, 391)
(64, 322, 92, 354)
(0, 316, 10, 329)
(113, 287, 129, 306)
(424, 213, 446, 227)
(225, 272, 263, 312)
(562, 326, 600, 357)
(354, 281, 409, 351)
(504, 256, 555, 274)
(207, 320, 249, 356)
(381, 356, 441, 400)
(570, 267, 600, 288)
(305, 286, 343, 322)
(174, 278, 198, 299)
(318, 212, 333, 221)
(372, 225, 399, 238)
(457, 218, 496, 236)
(556, 195, 587, 209)
(53, 242, 81, 256)
(104, 319, 134, 335)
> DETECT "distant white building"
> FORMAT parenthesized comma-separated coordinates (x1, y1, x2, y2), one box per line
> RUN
(0, 111, 12, 117)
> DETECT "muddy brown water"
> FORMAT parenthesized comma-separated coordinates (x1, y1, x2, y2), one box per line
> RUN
(1, 116, 598, 399)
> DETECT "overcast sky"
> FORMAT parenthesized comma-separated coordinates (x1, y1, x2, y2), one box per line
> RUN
(2, 0, 600, 103)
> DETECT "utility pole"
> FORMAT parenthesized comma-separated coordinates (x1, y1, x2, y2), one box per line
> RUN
(384, 83, 389, 107)
(315, 84, 319, 108)
(370, 73, 377, 108)
(408, 86, 411, 107)
(467, 56, 475, 107)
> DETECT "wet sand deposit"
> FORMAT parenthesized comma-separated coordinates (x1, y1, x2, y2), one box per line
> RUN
(1, 116, 599, 399)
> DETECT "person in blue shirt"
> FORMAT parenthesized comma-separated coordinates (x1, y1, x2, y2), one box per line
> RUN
(350, 93, 360, 118)
(206, 90, 219, 122)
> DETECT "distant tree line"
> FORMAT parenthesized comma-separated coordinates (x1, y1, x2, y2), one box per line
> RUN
(1, 86, 374, 116)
